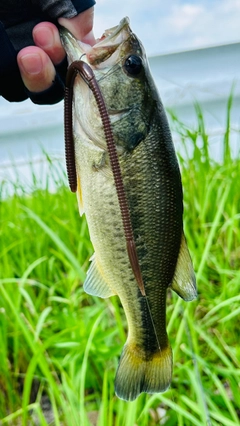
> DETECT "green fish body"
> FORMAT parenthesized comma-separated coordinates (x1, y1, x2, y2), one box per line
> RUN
(61, 17, 197, 401)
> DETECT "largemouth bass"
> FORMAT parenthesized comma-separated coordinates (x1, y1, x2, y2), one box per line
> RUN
(60, 17, 197, 401)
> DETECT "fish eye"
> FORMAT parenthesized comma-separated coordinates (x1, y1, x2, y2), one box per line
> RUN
(124, 55, 143, 76)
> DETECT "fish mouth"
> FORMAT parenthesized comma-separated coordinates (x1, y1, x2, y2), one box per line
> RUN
(60, 18, 134, 125)
(60, 17, 131, 67)
(93, 17, 130, 48)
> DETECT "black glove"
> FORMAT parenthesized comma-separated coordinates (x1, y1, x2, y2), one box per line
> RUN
(0, 0, 95, 104)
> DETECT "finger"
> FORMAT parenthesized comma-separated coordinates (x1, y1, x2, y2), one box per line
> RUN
(17, 46, 55, 93)
(80, 30, 96, 46)
(33, 22, 66, 65)
(58, 7, 96, 45)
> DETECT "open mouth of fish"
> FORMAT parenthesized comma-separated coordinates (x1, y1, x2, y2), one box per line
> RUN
(61, 17, 131, 66)
(60, 17, 133, 122)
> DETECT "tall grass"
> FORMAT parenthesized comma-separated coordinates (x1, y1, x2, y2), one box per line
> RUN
(0, 103, 239, 425)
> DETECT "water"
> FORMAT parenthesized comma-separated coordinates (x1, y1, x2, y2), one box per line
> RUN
(149, 42, 240, 160)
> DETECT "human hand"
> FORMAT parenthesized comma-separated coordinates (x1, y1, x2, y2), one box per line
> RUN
(17, 8, 95, 97)
(0, 3, 95, 104)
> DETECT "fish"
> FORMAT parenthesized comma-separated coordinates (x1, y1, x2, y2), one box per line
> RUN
(60, 17, 197, 401)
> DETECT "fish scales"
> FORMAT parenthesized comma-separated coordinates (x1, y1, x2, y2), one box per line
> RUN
(61, 17, 197, 401)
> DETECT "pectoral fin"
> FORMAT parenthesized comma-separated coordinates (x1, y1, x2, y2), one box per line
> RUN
(170, 234, 197, 301)
(84, 254, 115, 298)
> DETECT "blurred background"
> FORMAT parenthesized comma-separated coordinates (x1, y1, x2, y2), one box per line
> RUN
(1, 2, 240, 423)
(1, 0, 240, 196)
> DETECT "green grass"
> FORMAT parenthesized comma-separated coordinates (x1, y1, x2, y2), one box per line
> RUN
(0, 103, 240, 425)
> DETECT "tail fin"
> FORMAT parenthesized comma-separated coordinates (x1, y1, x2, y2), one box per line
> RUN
(114, 342, 172, 401)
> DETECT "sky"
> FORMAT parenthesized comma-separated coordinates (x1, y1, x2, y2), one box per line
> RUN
(94, 0, 240, 56)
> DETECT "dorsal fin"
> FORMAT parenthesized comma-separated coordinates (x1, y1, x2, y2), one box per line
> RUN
(170, 233, 197, 301)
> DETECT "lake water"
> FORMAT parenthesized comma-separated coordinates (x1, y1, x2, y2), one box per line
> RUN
(0, 42, 239, 196)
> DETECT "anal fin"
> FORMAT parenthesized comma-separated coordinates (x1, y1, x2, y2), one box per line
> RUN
(84, 254, 115, 298)
(170, 233, 197, 301)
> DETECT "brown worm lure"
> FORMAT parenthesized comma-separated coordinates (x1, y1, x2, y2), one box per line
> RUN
(64, 60, 146, 296)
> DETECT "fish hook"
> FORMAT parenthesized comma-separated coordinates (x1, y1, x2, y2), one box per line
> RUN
(64, 60, 146, 296)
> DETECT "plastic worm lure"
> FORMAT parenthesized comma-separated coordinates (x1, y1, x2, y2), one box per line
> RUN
(64, 60, 146, 296)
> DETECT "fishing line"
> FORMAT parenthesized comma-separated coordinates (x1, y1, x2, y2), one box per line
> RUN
(64, 60, 146, 297)
(145, 295, 162, 352)
(96, 63, 122, 83)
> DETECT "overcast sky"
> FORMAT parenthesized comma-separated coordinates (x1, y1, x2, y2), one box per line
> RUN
(94, 0, 240, 56)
